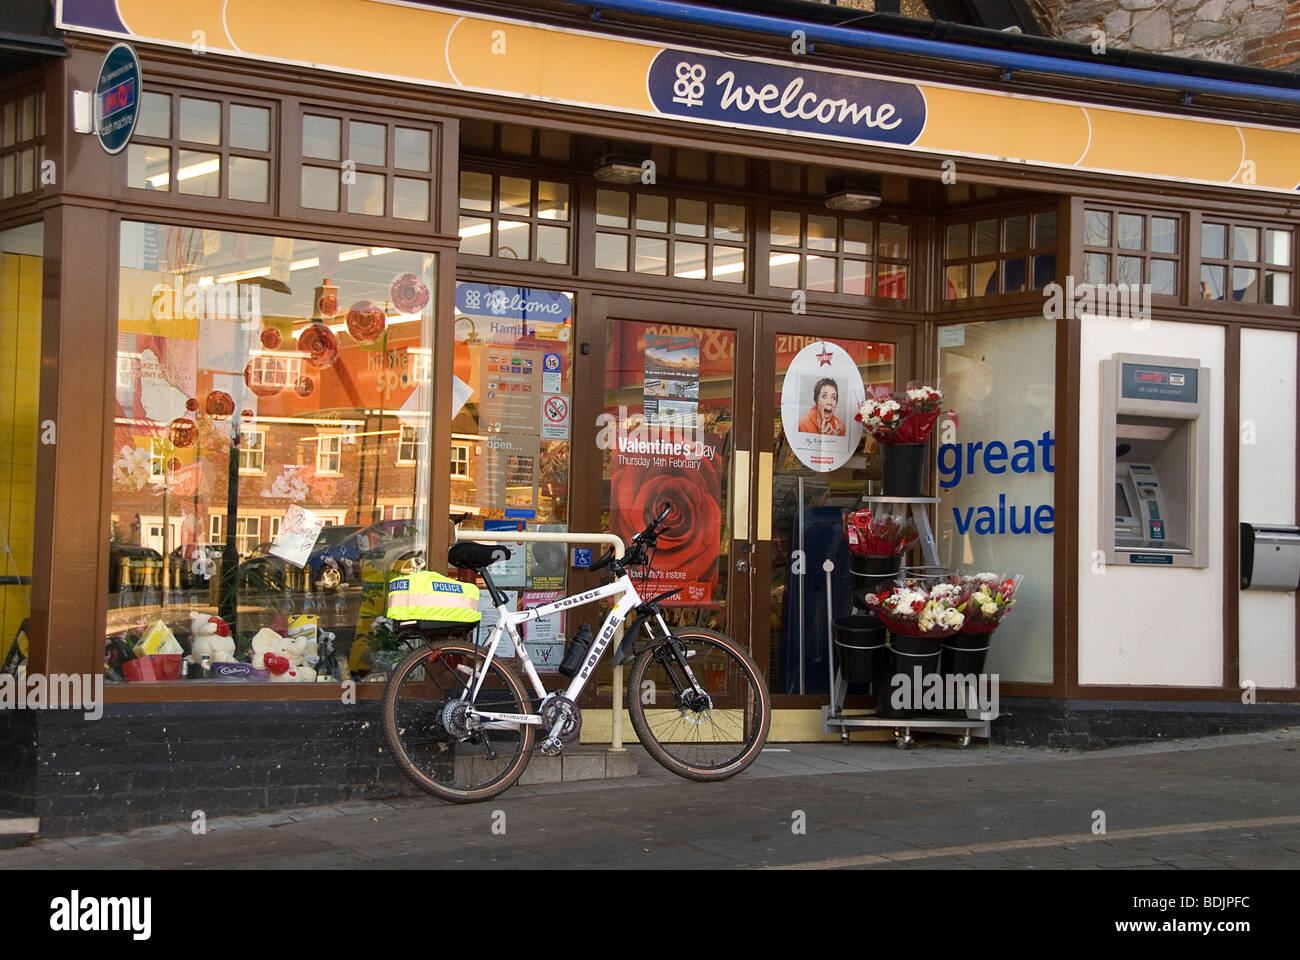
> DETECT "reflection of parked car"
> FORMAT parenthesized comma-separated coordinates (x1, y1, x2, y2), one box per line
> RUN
(168, 543, 224, 590)
(238, 522, 425, 592)
(108, 543, 163, 593)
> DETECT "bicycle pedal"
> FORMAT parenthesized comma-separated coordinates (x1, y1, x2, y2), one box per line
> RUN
(540, 737, 564, 757)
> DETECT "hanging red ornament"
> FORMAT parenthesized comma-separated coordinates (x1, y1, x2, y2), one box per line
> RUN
(167, 457, 182, 473)
(295, 376, 315, 398)
(244, 357, 285, 397)
(260, 327, 282, 350)
(169, 417, 197, 448)
(241, 409, 255, 420)
(204, 390, 234, 420)
(299, 321, 339, 368)
(185, 397, 199, 412)
(390, 273, 430, 313)
(345, 300, 387, 343)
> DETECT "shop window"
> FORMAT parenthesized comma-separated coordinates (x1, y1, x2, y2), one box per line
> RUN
(391, 505, 413, 521)
(767, 209, 910, 299)
(595, 190, 748, 284)
(0, 88, 46, 201)
(452, 282, 573, 621)
(109, 222, 437, 686)
(1200, 219, 1292, 307)
(1080, 207, 1180, 297)
(238, 429, 265, 473)
(937, 316, 1055, 683)
(943, 209, 1056, 300)
(299, 109, 436, 221)
(396, 424, 419, 464)
(125, 91, 274, 205)
(457, 169, 571, 264)
(450, 442, 470, 479)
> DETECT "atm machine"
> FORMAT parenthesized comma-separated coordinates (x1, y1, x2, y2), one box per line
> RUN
(1099, 353, 1209, 567)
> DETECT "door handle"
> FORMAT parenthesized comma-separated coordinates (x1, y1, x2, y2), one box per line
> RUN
(735, 559, 749, 573)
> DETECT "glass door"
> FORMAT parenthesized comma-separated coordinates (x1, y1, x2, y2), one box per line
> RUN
(578, 296, 754, 701)
(753, 313, 917, 702)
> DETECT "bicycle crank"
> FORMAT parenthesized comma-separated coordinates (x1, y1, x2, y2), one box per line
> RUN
(538, 692, 582, 755)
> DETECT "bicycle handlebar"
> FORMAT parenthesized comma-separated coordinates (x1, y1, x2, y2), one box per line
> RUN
(590, 503, 672, 572)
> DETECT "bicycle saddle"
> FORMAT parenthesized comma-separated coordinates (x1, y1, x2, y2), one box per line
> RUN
(448, 542, 511, 570)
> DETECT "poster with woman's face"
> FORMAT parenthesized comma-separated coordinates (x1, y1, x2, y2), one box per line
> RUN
(780, 341, 865, 472)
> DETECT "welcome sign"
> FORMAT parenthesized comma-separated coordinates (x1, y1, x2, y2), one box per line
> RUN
(647, 51, 926, 146)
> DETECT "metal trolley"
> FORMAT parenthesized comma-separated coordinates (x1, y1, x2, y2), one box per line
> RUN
(820, 495, 997, 749)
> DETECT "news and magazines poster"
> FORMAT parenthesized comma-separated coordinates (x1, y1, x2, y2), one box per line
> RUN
(608, 323, 729, 607)
(521, 589, 564, 674)
(779, 340, 866, 473)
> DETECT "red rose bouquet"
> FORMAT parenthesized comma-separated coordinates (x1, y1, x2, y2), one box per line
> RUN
(844, 508, 918, 557)
(856, 382, 955, 444)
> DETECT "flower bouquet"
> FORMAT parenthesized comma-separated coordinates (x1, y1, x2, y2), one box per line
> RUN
(955, 573, 1021, 634)
(856, 382, 953, 445)
(857, 382, 956, 495)
(863, 585, 966, 639)
(844, 508, 919, 557)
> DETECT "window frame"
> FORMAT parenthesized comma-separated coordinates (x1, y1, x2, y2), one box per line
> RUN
(450, 441, 471, 480)
(396, 424, 419, 465)
(939, 205, 1059, 306)
(238, 428, 266, 474)
(316, 433, 343, 475)
(293, 104, 441, 229)
(457, 164, 575, 268)
(1080, 204, 1184, 305)
(758, 201, 914, 305)
(122, 87, 277, 211)
(1194, 213, 1294, 312)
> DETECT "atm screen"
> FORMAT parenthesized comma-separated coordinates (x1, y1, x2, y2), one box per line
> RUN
(1115, 482, 1133, 519)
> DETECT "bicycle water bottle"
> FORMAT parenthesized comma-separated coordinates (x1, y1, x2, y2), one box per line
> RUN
(558, 623, 594, 678)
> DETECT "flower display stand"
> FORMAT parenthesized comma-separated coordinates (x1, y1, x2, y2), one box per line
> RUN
(822, 495, 997, 748)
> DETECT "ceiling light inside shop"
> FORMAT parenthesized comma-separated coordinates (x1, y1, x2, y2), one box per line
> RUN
(594, 154, 649, 184)
(146, 157, 220, 189)
(825, 173, 882, 211)
(676, 253, 795, 281)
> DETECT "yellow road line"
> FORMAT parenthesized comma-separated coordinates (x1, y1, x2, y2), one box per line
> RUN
(767, 814, 1300, 870)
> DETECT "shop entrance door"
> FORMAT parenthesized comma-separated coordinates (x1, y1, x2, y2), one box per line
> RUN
(585, 296, 754, 658)
(751, 313, 917, 704)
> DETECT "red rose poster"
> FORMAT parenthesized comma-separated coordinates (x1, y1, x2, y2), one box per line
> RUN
(607, 321, 730, 607)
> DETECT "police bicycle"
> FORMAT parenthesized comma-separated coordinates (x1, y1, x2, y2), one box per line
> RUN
(380, 505, 771, 803)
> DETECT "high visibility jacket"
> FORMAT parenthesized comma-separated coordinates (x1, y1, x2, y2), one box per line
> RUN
(386, 571, 481, 624)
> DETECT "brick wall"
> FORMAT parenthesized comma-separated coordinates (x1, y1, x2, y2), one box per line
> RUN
(18, 700, 419, 837)
(1244, 0, 1300, 68)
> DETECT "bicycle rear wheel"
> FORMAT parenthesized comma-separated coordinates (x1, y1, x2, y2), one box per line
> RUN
(382, 638, 535, 803)
(627, 628, 771, 781)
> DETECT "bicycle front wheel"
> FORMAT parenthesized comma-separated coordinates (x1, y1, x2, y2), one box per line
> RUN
(627, 628, 771, 781)
(382, 639, 535, 803)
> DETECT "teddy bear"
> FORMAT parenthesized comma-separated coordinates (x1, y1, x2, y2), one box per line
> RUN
(188, 611, 236, 665)
(249, 627, 318, 682)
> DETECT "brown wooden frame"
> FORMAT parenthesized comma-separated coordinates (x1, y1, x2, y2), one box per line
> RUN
(15, 31, 1300, 708)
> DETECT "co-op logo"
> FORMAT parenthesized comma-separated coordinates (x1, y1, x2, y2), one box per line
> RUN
(648, 51, 926, 145)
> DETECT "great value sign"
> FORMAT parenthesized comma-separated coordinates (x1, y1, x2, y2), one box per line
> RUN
(648, 50, 926, 146)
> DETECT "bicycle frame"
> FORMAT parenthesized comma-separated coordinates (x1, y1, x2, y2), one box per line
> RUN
(459, 572, 669, 737)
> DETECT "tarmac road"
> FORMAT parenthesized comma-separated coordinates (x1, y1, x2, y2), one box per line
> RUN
(3, 728, 1298, 871)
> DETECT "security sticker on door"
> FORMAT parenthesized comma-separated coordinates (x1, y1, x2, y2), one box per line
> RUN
(541, 394, 570, 439)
